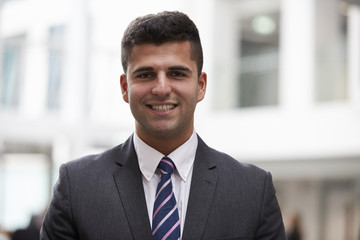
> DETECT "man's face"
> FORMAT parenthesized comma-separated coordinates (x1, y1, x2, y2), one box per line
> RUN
(120, 41, 207, 144)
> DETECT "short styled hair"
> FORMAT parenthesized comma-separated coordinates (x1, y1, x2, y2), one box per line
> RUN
(121, 11, 203, 76)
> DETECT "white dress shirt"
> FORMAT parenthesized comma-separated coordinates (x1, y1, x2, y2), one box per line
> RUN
(133, 130, 198, 237)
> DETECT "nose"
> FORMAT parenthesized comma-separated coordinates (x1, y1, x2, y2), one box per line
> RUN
(152, 73, 171, 96)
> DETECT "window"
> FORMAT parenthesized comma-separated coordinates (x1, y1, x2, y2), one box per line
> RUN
(0, 152, 49, 231)
(1, 34, 26, 109)
(238, 12, 280, 108)
(314, 0, 349, 102)
(212, 0, 280, 110)
(47, 25, 66, 110)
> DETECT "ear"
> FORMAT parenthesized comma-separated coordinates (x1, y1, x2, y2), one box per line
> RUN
(120, 74, 129, 103)
(197, 72, 207, 102)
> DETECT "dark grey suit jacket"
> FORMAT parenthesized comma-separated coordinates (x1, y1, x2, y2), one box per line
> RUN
(40, 135, 285, 240)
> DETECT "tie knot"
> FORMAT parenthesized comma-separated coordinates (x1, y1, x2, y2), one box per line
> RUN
(158, 157, 175, 175)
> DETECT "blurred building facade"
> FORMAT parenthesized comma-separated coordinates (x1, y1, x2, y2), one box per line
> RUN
(0, 0, 359, 239)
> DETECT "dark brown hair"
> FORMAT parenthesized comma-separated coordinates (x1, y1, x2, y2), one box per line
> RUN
(121, 11, 203, 76)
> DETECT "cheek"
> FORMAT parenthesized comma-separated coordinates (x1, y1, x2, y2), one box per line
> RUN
(180, 88, 201, 108)
(127, 85, 146, 104)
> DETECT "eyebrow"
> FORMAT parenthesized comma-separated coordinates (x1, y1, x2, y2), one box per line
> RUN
(131, 65, 192, 75)
(131, 67, 154, 75)
(168, 66, 192, 72)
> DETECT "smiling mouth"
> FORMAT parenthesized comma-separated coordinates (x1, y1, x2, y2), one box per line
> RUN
(150, 104, 176, 111)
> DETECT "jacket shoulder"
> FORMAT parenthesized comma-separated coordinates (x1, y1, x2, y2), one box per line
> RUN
(63, 135, 135, 173)
(197, 135, 268, 177)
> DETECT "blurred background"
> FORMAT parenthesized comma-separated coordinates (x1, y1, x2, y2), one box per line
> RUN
(0, 0, 359, 239)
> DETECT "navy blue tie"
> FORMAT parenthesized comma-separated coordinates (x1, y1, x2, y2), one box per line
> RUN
(152, 157, 180, 240)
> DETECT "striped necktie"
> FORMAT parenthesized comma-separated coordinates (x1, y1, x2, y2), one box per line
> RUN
(152, 157, 180, 240)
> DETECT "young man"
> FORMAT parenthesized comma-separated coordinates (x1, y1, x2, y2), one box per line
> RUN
(41, 11, 286, 240)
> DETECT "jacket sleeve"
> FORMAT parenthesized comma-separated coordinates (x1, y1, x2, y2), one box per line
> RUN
(40, 164, 79, 240)
(255, 171, 286, 240)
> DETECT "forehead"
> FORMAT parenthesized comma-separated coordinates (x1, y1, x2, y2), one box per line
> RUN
(129, 41, 193, 66)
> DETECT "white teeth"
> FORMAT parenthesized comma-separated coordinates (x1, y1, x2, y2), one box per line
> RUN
(151, 105, 175, 111)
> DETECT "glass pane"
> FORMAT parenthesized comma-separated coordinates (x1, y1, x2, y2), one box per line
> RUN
(238, 12, 280, 108)
(1, 35, 25, 109)
(47, 25, 66, 110)
(315, 0, 348, 102)
(0, 153, 49, 231)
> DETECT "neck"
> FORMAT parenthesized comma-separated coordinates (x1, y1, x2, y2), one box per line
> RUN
(136, 130, 193, 156)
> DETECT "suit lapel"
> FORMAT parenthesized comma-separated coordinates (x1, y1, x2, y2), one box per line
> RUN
(113, 136, 153, 240)
(182, 136, 218, 240)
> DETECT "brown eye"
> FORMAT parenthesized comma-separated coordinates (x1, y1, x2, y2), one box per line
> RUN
(138, 73, 154, 79)
(169, 72, 186, 78)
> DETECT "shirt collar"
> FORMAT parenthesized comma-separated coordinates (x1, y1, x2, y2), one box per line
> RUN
(134, 131, 198, 182)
